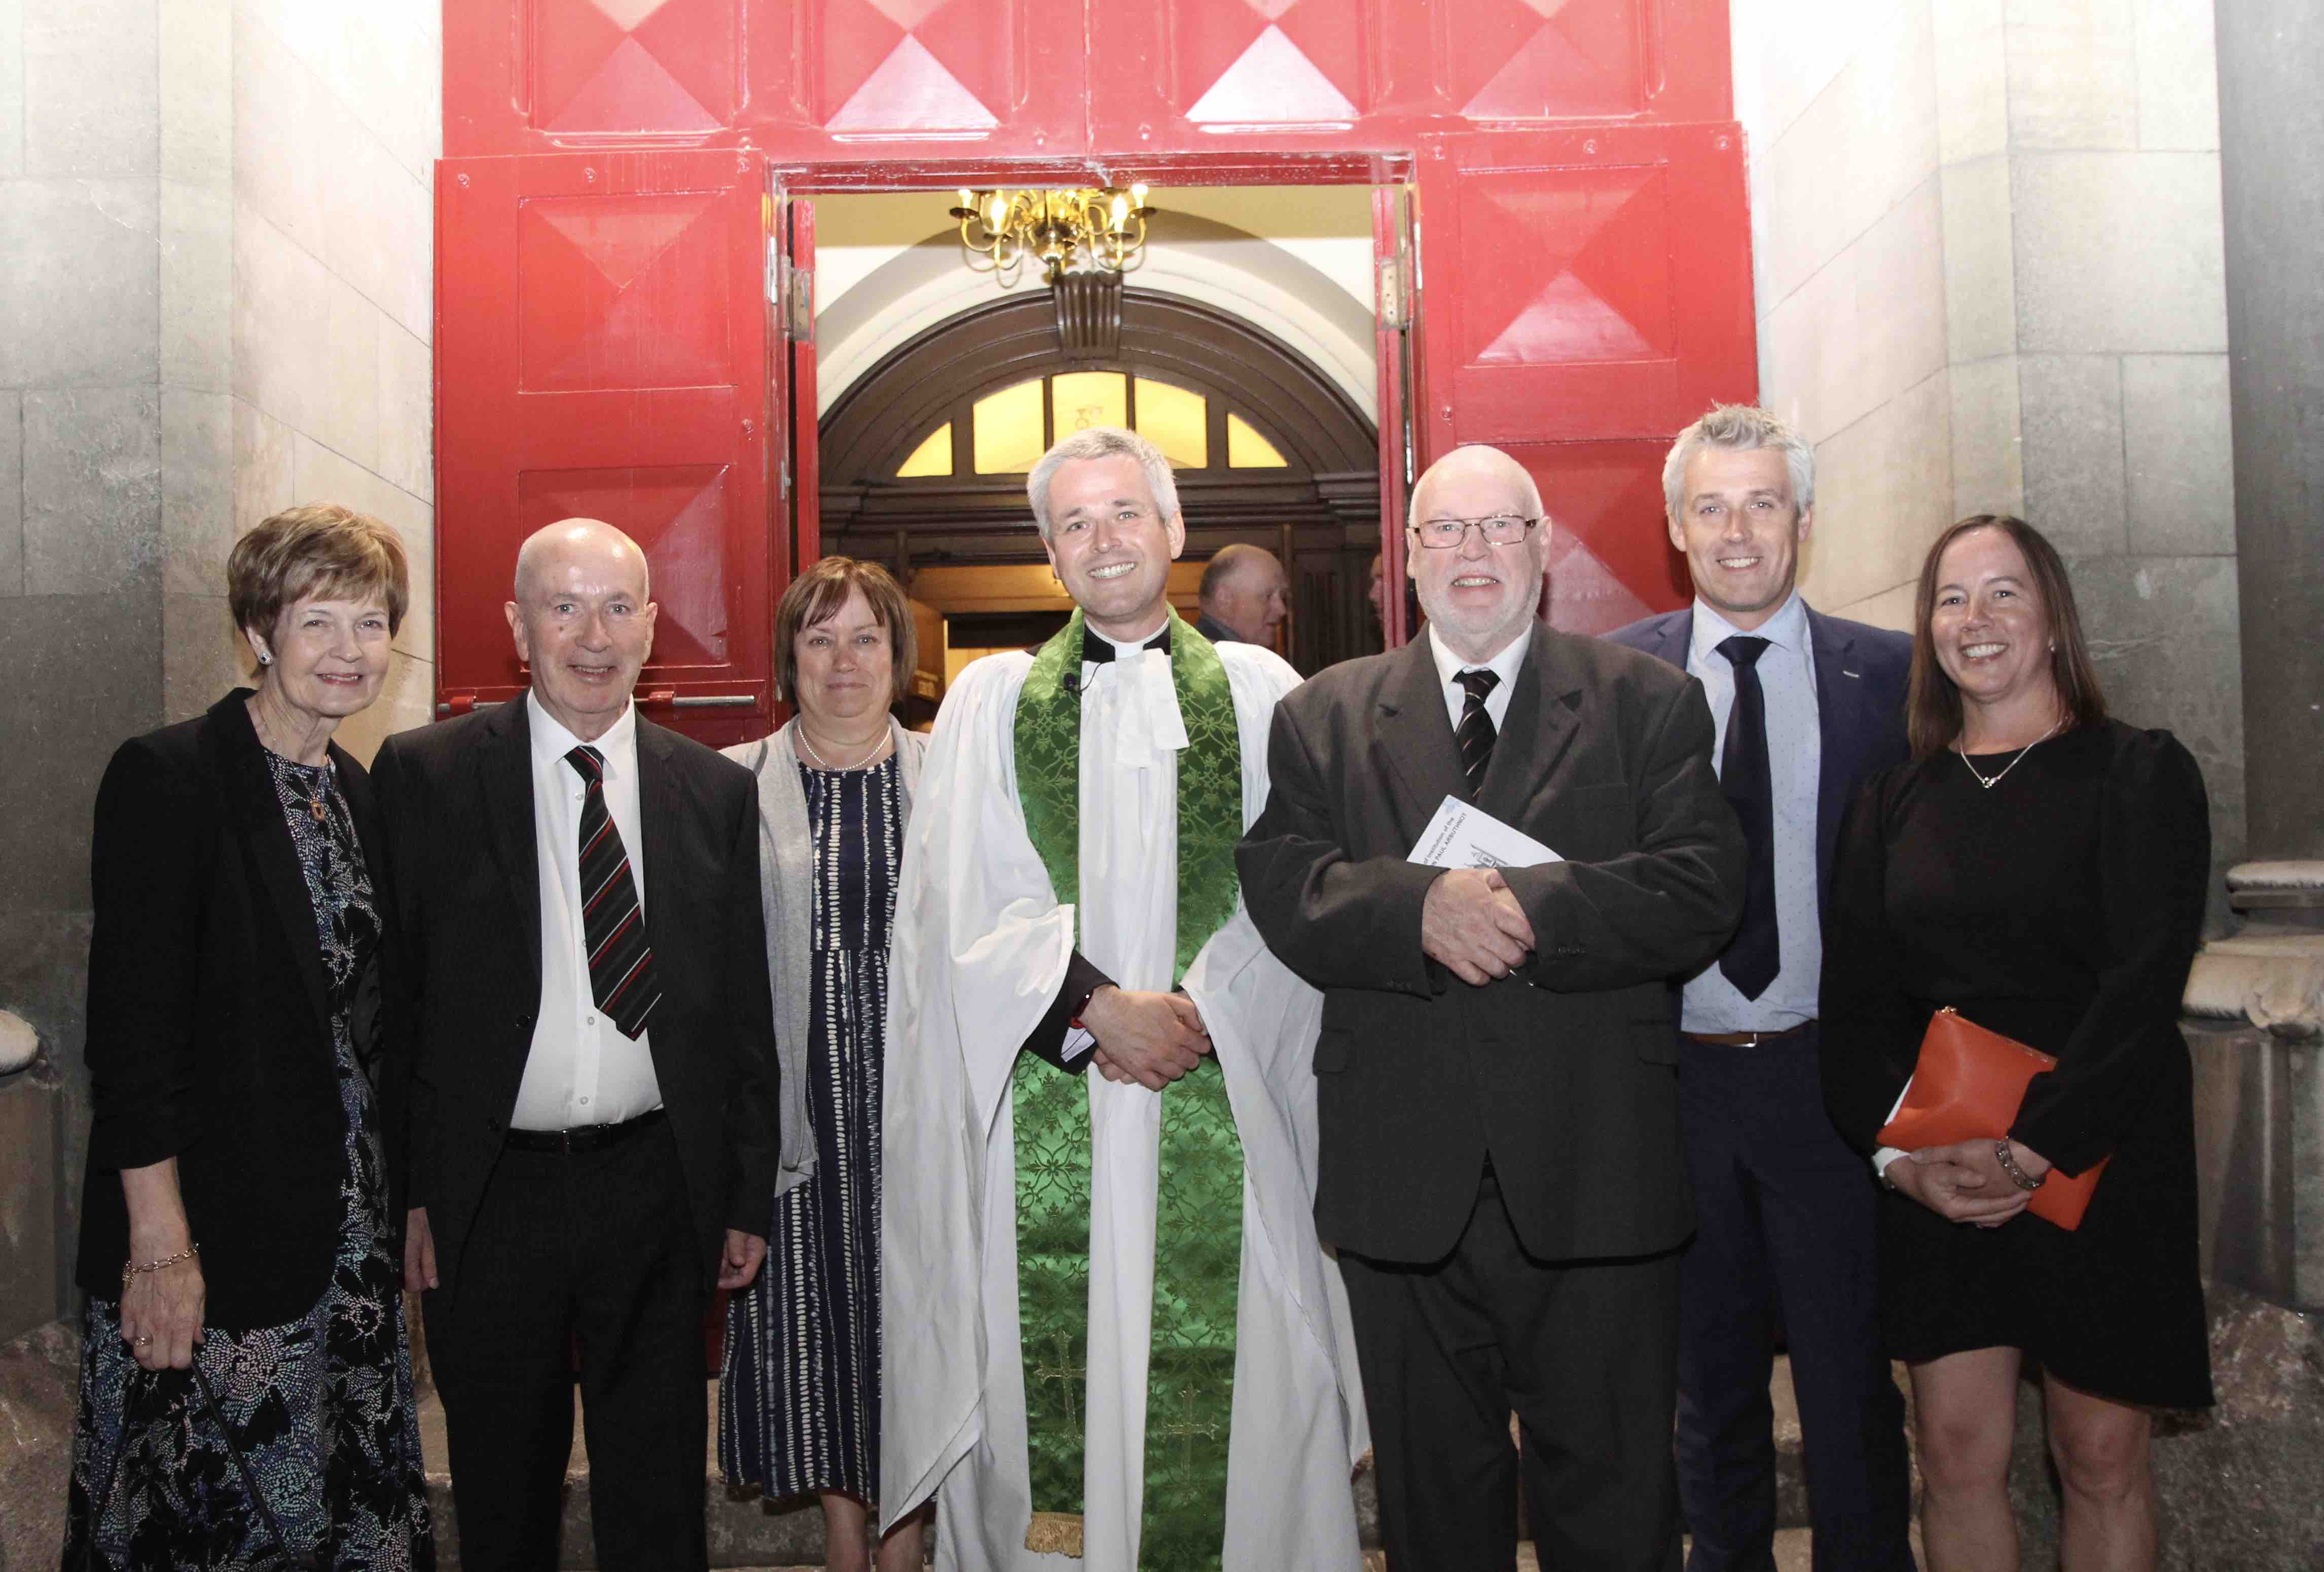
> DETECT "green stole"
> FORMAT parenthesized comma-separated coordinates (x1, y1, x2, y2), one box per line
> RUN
(1011, 607, 1245, 1568)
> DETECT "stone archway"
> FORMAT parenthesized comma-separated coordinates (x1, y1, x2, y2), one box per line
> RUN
(819, 283, 1382, 675)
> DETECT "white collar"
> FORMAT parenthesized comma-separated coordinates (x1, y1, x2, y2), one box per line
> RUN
(528, 690, 637, 774)
(1427, 622, 1532, 691)
(1689, 590, 1809, 665)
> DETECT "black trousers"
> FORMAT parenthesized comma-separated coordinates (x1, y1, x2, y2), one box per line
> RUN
(422, 1119, 707, 1572)
(1670, 1028, 1913, 1572)
(1339, 1169, 1683, 1572)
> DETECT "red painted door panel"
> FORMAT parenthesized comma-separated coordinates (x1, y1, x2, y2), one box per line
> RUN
(435, 151, 778, 747)
(1411, 124, 1752, 631)
(447, 0, 1731, 157)
(786, 198, 819, 573)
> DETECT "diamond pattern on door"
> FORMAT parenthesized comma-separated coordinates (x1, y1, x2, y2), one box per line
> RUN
(1173, 0, 1365, 123)
(817, 0, 1010, 132)
(1444, 0, 1640, 120)
(1460, 166, 1672, 367)
(519, 466, 735, 666)
(533, 0, 739, 131)
(1518, 441, 1687, 633)
(518, 194, 730, 392)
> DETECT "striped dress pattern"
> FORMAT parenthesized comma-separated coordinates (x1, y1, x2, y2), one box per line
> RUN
(720, 752, 903, 1503)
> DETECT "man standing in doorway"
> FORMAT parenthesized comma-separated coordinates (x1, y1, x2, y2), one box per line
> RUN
(1193, 541, 1291, 648)
(379, 519, 778, 1571)
(1605, 404, 1916, 1572)
(881, 427, 1366, 1571)
(1239, 444, 1745, 1572)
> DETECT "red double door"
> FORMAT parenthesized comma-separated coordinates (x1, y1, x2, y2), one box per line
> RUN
(433, 133, 1753, 741)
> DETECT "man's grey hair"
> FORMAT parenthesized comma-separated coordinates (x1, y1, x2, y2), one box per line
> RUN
(1661, 404, 1815, 522)
(1026, 426, 1180, 540)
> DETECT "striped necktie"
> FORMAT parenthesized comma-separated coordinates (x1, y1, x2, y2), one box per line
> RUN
(1454, 667, 1501, 793)
(566, 745, 660, 1040)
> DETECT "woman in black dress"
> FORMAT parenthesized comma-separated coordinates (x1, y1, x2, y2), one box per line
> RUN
(64, 504, 432, 1568)
(718, 558, 928, 1572)
(1822, 515, 2210, 1572)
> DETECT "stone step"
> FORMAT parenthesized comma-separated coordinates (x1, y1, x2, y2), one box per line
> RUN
(414, 1355, 1878, 1567)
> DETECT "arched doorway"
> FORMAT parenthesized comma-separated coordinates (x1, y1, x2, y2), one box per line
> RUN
(819, 284, 1382, 682)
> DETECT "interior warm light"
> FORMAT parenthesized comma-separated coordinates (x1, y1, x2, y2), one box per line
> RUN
(948, 186, 1157, 283)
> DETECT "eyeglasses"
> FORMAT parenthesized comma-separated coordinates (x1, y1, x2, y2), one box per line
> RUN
(1409, 515, 1543, 549)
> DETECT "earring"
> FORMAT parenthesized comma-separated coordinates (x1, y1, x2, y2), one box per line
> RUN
(258, 650, 273, 666)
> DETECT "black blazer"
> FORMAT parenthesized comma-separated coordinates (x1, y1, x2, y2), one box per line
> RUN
(76, 690, 409, 1331)
(1237, 626, 1747, 1264)
(1603, 604, 1912, 903)
(371, 697, 779, 1299)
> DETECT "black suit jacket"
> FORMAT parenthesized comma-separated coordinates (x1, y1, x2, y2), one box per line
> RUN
(76, 690, 410, 1330)
(372, 698, 779, 1299)
(1238, 626, 1747, 1264)
(1603, 604, 1912, 903)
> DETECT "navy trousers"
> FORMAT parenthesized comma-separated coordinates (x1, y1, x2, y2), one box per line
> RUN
(1671, 1026, 1914, 1572)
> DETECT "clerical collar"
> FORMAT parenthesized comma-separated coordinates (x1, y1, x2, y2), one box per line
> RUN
(1081, 622, 1172, 665)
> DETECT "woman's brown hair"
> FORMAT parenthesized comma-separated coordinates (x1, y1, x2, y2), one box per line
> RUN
(773, 556, 917, 708)
(1905, 514, 2108, 758)
(227, 503, 410, 645)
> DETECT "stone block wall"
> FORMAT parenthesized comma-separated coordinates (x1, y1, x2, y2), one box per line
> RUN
(0, 0, 440, 1338)
(1733, 0, 2245, 904)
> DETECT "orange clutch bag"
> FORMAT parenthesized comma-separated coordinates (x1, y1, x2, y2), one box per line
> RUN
(1877, 1007, 2107, 1230)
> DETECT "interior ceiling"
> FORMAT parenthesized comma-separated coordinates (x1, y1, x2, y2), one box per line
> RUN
(810, 184, 1379, 419)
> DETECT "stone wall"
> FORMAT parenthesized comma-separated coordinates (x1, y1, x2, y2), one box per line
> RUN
(0, 0, 439, 1340)
(1732, 0, 2246, 905)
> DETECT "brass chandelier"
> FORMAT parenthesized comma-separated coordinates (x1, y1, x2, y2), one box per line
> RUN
(950, 185, 1155, 283)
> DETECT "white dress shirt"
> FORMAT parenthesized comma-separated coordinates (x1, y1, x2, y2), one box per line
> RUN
(510, 693, 665, 1130)
(1426, 623, 1531, 735)
(1680, 591, 1823, 1034)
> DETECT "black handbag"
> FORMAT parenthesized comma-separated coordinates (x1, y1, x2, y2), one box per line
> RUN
(71, 1360, 324, 1572)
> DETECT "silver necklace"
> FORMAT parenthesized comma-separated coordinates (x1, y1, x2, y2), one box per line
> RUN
(1954, 718, 2062, 790)
(796, 725, 889, 771)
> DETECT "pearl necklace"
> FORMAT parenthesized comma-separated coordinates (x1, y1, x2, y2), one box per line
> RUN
(1954, 718, 2062, 791)
(796, 725, 890, 772)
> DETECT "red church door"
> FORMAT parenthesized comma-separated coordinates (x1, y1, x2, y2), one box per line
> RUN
(1407, 126, 1756, 636)
(434, 150, 794, 747)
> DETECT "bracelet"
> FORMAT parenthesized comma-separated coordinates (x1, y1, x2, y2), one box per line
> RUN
(121, 1243, 199, 1285)
(1993, 1140, 2045, 1192)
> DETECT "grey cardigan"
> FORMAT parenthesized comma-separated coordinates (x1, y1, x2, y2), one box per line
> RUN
(722, 715, 927, 1201)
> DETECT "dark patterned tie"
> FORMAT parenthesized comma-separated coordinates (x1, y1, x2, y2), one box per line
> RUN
(1716, 636, 1780, 1000)
(566, 745, 660, 1040)
(1454, 668, 1501, 793)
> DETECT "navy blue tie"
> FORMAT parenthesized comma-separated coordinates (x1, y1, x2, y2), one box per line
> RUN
(1716, 636, 1780, 1000)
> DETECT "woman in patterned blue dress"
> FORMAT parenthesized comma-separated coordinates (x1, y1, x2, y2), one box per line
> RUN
(719, 558, 928, 1572)
(63, 505, 432, 1570)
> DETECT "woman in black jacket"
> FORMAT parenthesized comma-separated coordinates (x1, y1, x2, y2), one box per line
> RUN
(1822, 516, 2210, 1572)
(64, 504, 433, 1569)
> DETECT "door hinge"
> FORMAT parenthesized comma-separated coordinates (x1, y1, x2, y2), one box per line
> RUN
(1376, 256, 1404, 330)
(783, 260, 814, 341)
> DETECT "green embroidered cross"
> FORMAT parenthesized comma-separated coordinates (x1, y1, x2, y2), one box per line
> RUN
(1032, 1332, 1086, 1425)
(1156, 1383, 1222, 1471)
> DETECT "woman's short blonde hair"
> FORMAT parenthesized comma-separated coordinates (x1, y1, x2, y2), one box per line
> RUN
(774, 556, 917, 707)
(227, 504, 410, 643)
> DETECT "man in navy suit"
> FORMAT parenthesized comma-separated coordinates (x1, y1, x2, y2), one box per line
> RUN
(1605, 406, 1916, 1571)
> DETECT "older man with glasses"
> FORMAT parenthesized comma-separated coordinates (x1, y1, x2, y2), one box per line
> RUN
(1240, 444, 1746, 1572)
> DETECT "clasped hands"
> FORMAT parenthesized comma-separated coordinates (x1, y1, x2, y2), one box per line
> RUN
(1889, 1138, 2054, 1228)
(1081, 984, 1212, 1090)
(1423, 867, 1535, 986)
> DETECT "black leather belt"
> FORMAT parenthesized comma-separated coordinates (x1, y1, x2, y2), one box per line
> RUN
(502, 1107, 666, 1155)
(1681, 1021, 1814, 1047)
